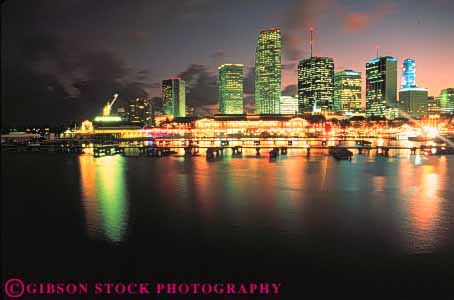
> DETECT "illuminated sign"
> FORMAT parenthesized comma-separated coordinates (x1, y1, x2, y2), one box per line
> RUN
(94, 116, 122, 122)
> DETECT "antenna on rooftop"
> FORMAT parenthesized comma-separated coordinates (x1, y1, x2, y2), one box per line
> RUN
(376, 45, 380, 58)
(310, 27, 314, 58)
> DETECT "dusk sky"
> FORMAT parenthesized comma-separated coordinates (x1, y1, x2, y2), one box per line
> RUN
(2, 0, 454, 125)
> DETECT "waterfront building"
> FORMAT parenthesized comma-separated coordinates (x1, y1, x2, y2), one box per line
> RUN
(366, 56, 397, 117)
(298, 57, 334, 113)
(116, 107, 127, 120)
(255, 28, 282, 114)
(279, 96, 298, 115)
(162, 78, 186, 117)
(333, 70, 362, 113)
(401, 58, 416, 89)
(439, 88, 454, 114)
(398, 87, 429, 118)
(128, 98, 151, 125)
(219, 64, 244, 114)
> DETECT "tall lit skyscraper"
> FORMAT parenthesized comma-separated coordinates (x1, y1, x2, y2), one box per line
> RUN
(162, 78, 186, 117)
(401, 58, 416, 88)
(333, 70, 362, 113)
(366, 56, 397, 117)
(255, 28, 281, 114)
(279, 96, 298, 115)
(128, 98, 152, 125)
(218, 64, 244, 114)
(439, 88, 454, 114)
(298, 57, 334, 112)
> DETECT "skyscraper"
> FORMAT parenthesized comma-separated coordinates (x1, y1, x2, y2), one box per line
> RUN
(298, 57, 334, 113)
(255, 28, 282, 114)
(218, 64, 244, 114)
(333, 70, 362, 113)
(162, 78, 186, 117)
(279, 96, 298, 115)
(128, 98, 152, 125)
(399, 87, 429, 118)
(439, 88, 454, 114)
(366, 56, 397, 117)
(401, 58, 416, 89)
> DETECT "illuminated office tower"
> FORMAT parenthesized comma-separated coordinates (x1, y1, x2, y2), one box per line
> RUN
(162, 78, 186, 117)
(401, 58, 416, 88)
(298, 57, 334, 112)
(439, 88, 454, 114)
(333, 70, 362, 113)
(219, 64, 244, 114)
(128, 98, 151, 125)
(366, 56, 397, 117)
(399, 87, 429, 118)
(255, 28, 282, 114)
(279, 96, 298, 115)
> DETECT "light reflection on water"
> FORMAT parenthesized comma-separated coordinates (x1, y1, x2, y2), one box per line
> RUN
(77, 153, 453, 253)
(79, 155, 128, 242)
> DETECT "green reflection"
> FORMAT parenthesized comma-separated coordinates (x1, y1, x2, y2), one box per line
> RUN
(80, 155, 128, 242)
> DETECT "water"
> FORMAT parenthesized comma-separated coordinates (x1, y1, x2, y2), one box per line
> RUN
(2, 151, 454, 296)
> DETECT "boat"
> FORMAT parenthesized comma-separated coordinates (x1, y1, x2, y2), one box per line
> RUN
(330, 148, 353, 160)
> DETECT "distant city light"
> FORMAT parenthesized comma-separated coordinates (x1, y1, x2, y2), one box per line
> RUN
(94, 116, 122, 122)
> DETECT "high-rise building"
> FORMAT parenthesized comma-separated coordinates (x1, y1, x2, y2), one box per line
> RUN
(128, 98, 151, 125)
(162, 78, 186, 117)
(401, 58, 416, 89)
(279, 96, 298, 115)
(298, 57, 334, 113)
(218, 64, 244, 114)
(333, 70, 362, 113)
(398, 87, 429, 118)
(366, 56, 397, 117)
(439, 88, 454, 114)
(255, 28, 282, 114)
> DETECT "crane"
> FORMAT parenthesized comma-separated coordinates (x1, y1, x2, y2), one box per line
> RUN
(102, 93, 119, 116)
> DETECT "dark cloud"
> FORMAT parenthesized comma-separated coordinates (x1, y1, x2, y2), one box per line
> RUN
(282, 0, 337, 61)
(2, 33, 150, 125)
(281, 85, 297, 97)
(178, 64, 218, 108)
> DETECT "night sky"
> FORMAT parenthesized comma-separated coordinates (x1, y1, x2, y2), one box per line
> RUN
(2, 0, 453, 126)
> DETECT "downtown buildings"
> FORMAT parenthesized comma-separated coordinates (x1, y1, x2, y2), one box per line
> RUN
(401, 58, 416, 89)
(398, 58, 431, 118)
(366, 56, 398, 117)
(218, 64, 244, 114)
(439, 88, 454, 114)
(162, 78, 186, 117)
(255, 28, 282, 114)
(333, 70, 362, 113)
(279, 96, 298, 115)
(298, 57, 334, 113)
(128, 98, 153, 125)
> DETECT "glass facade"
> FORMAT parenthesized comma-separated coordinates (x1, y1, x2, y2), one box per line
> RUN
(366, 56, 397, 117)
(401, 58, 416, 89)
(298, 57, 334, 113)
(333, 70, 362, 113)
(255, 28, 282, 114)
(162, 78, 186, 117)
(439, 88, 454, 114)
(219, 64, 244, 114)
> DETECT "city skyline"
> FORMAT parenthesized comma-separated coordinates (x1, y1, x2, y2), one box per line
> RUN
(2, 0, 454, 125)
